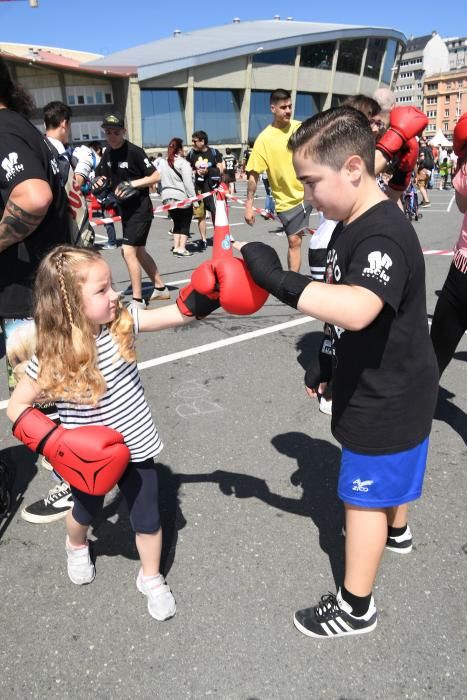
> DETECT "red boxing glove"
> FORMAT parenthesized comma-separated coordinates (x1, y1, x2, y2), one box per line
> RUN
(191, 258, 269, 315)
(176, 283, 220, 319)
(13, 407, 130, 495)
(453, 112, 467, 158)
(389, 137, 419, 192)
(377, 106, 428, 161)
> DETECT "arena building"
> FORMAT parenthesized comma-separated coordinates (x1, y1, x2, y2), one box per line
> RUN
(2, 18, 406, 151)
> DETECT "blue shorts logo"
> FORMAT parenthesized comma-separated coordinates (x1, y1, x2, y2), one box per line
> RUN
(352, 478, 374, 492)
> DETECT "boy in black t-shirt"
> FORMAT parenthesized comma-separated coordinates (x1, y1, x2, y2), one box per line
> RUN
(235, 107, 438, 639)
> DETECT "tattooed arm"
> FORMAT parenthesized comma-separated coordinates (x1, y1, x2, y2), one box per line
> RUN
(0, 179, 52, 253)
(244, 170, 259, 226)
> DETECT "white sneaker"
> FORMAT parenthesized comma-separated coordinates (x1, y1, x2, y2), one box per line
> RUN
(128, 299, 147, 310)
(136, 569, 176, 620)
(40, 456, 54, 471)
(65, 538, 95, 585)
(149, 287, 171, 301)
(318, 395, 332, 415)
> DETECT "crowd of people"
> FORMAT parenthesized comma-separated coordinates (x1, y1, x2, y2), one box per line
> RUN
(1, 53, 467, 638)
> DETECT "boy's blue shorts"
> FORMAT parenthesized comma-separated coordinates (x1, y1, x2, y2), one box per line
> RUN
(338, 438, 429, 508)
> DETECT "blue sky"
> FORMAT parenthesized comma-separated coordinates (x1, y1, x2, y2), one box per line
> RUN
(0, 1, 465, 55)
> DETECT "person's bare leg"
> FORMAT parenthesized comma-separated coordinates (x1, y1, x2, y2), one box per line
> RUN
(135, 529, 162, 577)
(287, 232, 304, 272)
(173, 232, 181, 252)
(344, 504, 387, 596)
(122, 244, 143, 300)
(136, 246, 165, 289)
(198, 217, 207, 243)
(66, 511, 88, 546)
(419, 183, 430, 204)
(178, 234, 188, 252)
(386, 503, 409, 529)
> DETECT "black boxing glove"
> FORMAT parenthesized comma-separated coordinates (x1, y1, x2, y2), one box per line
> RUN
(240, 242, 311, 309)
(304, 335, 333, 390)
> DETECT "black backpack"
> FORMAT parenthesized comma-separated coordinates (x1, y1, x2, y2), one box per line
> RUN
(421, 147, 435, 170)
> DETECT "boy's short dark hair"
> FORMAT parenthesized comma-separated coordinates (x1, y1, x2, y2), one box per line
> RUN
(342, 94, 381, 120)
(192, 130, 208, 145)
(270, 89, 291, 105)
(43, 101, 72, 129)
(289, 106, 375, 176)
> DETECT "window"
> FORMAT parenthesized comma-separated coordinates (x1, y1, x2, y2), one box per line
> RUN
(427, 83, 439, 91)
(444, 122, 449, 130)
(427, 97, 437, 105)
(253, 47, 296, 66)
(445, 109, 450, 117)
(249, 91, 273, 140)
(382, 39, 398, 84)
(28, 86, 62, 108)
(194, 90, 241, 144)
(70, 121, 102, 142)
(294, 93, 320, 121)
(362, 38, 388, 80)
(300, 41, 335, 70)
(66, 85, 113, 107)
(427, 110, 437, 118)
(447, 81, 452, 89)
(141, 89, 186, 148)
(336, 38, 366, 75)
(445, 95, 450, 102)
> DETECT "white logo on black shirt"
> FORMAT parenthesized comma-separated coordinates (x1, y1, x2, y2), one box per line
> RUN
(118, 161, 129, 169)
(1, 152, 24, 182)
(362, 251, 392, 285)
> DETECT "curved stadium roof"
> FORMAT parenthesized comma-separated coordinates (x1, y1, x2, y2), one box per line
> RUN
(87, 19, 406, 81)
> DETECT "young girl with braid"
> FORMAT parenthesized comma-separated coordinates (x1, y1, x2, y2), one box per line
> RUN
(7, 245, 219, 620)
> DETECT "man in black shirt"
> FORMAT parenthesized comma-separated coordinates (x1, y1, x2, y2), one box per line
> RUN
(0, 57, 74, 524)
(95, 114, 169, 307)
(223, 148, 237, 194)
(186, 130, 224, 248)
(235, 107, 438, 639)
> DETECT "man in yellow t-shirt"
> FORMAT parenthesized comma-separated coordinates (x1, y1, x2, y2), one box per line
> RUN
(245, 89, 312, 271)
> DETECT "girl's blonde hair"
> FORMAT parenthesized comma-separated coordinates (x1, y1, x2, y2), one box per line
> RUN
(34, 245, 136, 404)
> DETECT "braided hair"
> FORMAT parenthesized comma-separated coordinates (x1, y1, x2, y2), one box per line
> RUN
(33, 246, 135, 404)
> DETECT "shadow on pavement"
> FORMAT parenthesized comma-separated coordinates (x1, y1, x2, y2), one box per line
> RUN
(179, 432, 344, 587)
(0, 446, 38, 542)
(434, 385, 467, 446)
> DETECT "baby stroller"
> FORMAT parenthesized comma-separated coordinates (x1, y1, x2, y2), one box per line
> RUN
(403, 176, 422, 222)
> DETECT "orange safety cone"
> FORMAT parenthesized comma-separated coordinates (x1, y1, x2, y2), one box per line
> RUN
(212, 190, 233, 260)
(191, 190, 269, 315)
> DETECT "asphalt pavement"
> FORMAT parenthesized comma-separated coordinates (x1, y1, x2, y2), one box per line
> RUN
(0, 182, 466, 699)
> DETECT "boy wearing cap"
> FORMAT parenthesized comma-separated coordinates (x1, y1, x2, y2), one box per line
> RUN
(94, 113, 169, 306)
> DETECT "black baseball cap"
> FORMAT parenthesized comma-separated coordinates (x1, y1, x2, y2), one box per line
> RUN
(101, 113, 125, 129)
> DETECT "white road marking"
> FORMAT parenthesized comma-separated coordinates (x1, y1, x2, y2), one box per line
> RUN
(447, 196, 455, 212)
(0, 316, 315, 410)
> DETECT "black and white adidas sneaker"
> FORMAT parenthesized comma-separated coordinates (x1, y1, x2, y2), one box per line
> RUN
(386, 525, 413, 554)
(293, 589, 377, 639)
